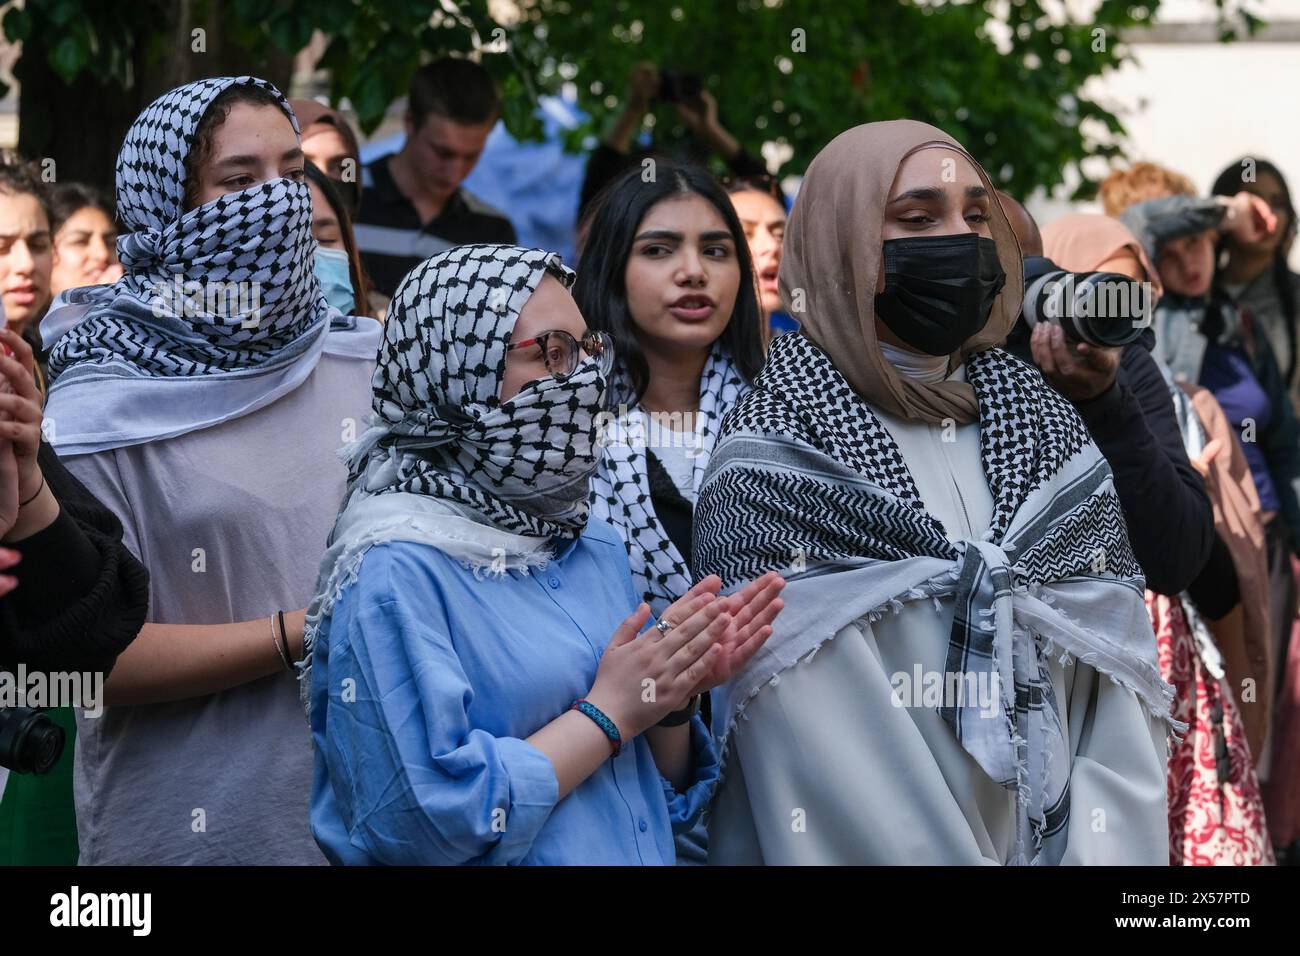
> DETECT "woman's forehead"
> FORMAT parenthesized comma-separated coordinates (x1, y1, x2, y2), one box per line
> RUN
(731, 189, 785, 222)
(639, 193, 728, 231)
(209, 102, 299, 158)
(889, 147, 983, 196)
(516, 274, 583, 336)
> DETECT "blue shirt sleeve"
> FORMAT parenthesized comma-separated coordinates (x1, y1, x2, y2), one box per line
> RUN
(319, 552, 560, 865)
(659, 713, 720, 834)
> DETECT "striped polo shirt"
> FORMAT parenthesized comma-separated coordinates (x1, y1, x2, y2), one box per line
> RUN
(357, 154, 517, 298)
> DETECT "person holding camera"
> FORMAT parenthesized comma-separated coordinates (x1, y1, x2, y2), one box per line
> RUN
(1000, 195, 1216, 603)
(578, 62, 770, 221)
(1026, 213, 1273, 865)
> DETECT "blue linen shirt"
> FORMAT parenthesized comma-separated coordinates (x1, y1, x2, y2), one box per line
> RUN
(308, 517, 718, 865)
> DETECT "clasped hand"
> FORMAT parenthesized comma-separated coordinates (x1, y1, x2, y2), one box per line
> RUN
(586, 571, 785, 739)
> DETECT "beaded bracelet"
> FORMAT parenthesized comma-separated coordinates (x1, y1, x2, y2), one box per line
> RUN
(571, 699, 622, 758)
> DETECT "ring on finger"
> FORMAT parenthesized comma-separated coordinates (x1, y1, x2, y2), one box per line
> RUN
(654, 618, 676, 636)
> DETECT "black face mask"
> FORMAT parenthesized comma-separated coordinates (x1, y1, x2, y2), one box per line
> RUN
(874, 233, 1007, 356)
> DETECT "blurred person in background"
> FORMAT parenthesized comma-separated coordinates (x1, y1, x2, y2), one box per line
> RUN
(1109, 161, 1300, 862)
(1211, 158, 1300, 411)
(579, 62, 772, 223)
(306, 161, 373, 319)
(0, 154, 52, 395)
(725, 174, 796, 345)
(49, 183, 122, 300)
(1040, 211, 1273, 866)
(356, 57, 516, 299)
(290, 98, 363, 220)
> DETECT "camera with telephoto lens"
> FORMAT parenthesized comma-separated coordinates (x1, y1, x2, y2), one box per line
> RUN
(1022, 267, 1152, 347)
(0, 706, 65, 774)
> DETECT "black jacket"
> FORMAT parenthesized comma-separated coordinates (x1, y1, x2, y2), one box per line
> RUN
(0, 442, 149, 673)
(1006, 258, 1218, 600)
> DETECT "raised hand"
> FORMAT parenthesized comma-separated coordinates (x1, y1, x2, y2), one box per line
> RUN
(687, 570, 785, 696)
(0, 440, 17, 541)
(0, 328, 44, 505)
(1225, 192, 1278, 244)
(587, 584, 732, 739)
(0, 542, 17, 598)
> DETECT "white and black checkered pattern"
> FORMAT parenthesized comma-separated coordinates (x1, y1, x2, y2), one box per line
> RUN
(47, 76, 327, 380)
(695, 331, 1147, 864)
(354, 243, 606, 540)
(697, 332, 1136, 585)
(588, 345, 746, 613)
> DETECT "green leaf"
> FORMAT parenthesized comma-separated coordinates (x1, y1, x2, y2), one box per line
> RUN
(48, 34, 88, 85)
(350, 65, 392, 133)
(3, 6, 31, 43)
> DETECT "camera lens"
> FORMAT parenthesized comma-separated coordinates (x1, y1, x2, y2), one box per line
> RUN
(1023, 269, 1150, 347)
(0, 707, 66, 775)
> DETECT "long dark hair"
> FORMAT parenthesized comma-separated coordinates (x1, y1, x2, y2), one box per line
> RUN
(305, 160, 371, 317)
(573, 160, 765, 402)
(49, 181, 112, 236)
(1211, 157, 1296, 380)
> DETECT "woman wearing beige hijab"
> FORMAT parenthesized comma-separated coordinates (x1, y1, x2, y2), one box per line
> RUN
(693, 121, 1176, 865)
(1043, 213, 1274, 865)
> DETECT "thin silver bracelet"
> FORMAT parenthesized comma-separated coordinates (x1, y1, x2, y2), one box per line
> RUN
(270, 613, 292, 670)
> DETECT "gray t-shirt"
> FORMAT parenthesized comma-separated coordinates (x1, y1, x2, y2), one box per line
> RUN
(62, 354, 374, 865)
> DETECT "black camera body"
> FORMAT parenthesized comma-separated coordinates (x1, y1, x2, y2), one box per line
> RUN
(657, 70, 703, 105)
(0, 706, 65, 775)
(1021, 255, 1152, 348)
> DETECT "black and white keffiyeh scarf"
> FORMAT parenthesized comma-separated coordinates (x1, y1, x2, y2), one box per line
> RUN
(302, 244, 602, 715)
(346, 243, 607, 542)
(43, 76, 377, 455)
(695, 332, 1180, 865)
(588, 344, 746, 613)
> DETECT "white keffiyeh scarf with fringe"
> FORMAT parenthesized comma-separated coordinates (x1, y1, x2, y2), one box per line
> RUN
(694, 332, 1182, 865)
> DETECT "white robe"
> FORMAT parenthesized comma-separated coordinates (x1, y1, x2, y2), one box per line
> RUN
(707, 387, 1170, 865)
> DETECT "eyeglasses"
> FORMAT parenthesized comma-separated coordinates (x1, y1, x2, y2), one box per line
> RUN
(506, 329, 615, 380)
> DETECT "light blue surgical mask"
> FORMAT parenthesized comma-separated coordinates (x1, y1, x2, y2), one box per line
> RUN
(313, 246, 356, 315)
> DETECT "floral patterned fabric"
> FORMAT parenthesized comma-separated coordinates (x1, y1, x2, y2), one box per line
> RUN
(1150, 592, 1275, 865)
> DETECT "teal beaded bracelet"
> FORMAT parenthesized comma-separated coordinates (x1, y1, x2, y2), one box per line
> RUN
(571, 699, 622, 757)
